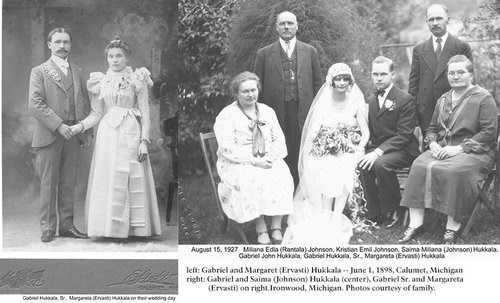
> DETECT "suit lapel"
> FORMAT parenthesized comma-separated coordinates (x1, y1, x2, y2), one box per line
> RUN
(422, 38, 438, 76)
(434, 35, 455, 81)
(43, 59, 66, 92)
(296, 41, 304, 75)
(70, 63, 80, 101)
(271, 41, 284, 79)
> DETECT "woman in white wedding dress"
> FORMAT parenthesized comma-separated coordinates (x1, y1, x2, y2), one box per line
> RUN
(283, 63, 369, 245)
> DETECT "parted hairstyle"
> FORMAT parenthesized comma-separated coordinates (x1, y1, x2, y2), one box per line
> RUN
(447, 55, 474, 74)
(105, 35, 132, 57)
(47, 27, 72, 42)
(230, 71, 262, 98)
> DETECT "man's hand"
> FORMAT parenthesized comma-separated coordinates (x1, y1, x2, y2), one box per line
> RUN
(56, 123, 72, 140)
(358, 151, 379, 170)
(435, 145, 463, 160)
(253, 157, 273, 169)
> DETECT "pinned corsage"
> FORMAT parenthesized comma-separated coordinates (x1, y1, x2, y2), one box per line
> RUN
(385, 99, 396, 111)
(43, 64, 61, 82)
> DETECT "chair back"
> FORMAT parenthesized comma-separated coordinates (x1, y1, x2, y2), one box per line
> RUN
(199, 132, 225, 221)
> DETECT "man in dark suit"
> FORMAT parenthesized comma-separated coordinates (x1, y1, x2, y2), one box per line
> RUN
(29, 27, 92, 242)
(409, 3, 472, 135)
(253, 11, 323, 186)
(358, 56, 420, 227)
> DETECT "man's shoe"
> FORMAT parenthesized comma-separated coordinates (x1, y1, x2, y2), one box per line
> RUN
(443, 229, 458, 245)
(365, 215, 383, 225)
(41, 230, 55, 242)
(398, 226, 423, 243)
(385, 210, 400, 228)
(59, 226, 88, 239)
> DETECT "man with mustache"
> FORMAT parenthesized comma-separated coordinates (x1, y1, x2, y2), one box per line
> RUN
(29, 27, 92, 242)
(409, 4, 472, 137)
(254, 11, 323, 187)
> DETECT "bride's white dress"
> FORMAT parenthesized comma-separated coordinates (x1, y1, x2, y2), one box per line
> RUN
(282, 83, 366, 246)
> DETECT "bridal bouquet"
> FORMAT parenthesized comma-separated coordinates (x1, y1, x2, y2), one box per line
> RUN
(309, 124, 361, 157)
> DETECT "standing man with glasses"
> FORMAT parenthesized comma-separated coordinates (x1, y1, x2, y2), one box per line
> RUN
(408, 4, 472, 137)
(254, 11, 323, 187)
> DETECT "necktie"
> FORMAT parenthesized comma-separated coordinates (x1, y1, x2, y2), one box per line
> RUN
(285, 41, 291, 58)
(376, 89, 386, 109)
(436, 37, 442, 59)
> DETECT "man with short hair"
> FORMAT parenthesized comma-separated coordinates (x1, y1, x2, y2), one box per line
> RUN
(253, 11, 323, 186)
(29, 27, 92, 242)
(358, 56, 420, 227)
(409, 4, 472, 135)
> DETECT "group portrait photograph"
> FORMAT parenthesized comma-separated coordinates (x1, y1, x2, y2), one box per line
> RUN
(2, 0, 178, 252)
(178, 0, 500, 246)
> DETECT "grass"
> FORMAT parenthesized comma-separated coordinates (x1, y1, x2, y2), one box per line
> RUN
(180, 173, 500, 245)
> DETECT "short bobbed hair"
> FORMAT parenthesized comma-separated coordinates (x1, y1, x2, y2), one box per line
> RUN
(230, 71, 261, 98)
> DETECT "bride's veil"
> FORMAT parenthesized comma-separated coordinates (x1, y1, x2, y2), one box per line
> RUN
(294, 63, 366, 208)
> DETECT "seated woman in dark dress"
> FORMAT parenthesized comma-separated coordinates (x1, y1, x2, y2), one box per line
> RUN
(399, 55, 498, 244)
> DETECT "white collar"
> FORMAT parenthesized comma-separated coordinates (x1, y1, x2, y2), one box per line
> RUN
(279, 37, 296, 51)
(51, 55, 69, 69)
(433, 32, 448, 45)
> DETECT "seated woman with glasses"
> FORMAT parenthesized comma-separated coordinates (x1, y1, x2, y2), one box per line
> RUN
(399, 55, 498, 244)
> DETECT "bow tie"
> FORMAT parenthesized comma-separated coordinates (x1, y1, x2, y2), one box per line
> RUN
(375, 89, 386, 97)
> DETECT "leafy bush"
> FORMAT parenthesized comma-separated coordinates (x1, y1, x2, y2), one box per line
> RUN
(178, 0, 236, 174)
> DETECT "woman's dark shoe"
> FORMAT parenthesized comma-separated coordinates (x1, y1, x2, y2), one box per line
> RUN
(270, 228, 283, 245)
(256, 231, 271, 245)
(443, 229, 458, 244)
(398, 226, 423, 243)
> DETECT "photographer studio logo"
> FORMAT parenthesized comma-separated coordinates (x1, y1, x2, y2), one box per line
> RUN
(107, 269, 178, 292)
(0, 268, 46, 289)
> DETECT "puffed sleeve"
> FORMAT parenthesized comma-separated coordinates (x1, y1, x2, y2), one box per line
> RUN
(132, 67, 153, 141)
(81, 72, 105, 130)
(213, 106, 254, 165)
(264, 106, 288, 161)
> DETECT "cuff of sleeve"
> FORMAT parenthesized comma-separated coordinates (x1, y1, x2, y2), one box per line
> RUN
(374, 148, 384, 157)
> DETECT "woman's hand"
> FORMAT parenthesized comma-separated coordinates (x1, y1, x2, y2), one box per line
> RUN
(68, 124, 83, 136)
(435, 145, 463, 160)
(429, 142, 442, 158)
(252, 157, 273, 169)
(137, 142, 148, 162)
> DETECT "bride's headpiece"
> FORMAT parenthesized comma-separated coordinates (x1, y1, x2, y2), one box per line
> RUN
(325, 63, 354, 87)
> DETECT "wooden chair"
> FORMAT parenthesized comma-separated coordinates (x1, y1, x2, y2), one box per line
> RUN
(462, 115, 500, 236)
(199, 132, 249, 244)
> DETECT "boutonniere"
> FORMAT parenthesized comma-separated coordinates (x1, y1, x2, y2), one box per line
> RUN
(385, 99, 396, 111)
(43, 64, 61, 82)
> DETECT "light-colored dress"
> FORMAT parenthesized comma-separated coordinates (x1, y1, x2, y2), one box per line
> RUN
(304, 96, 364, 198)
(283, 84, 366, 246)
(213, 102, 294, 224)
(82, 66, 162, 238)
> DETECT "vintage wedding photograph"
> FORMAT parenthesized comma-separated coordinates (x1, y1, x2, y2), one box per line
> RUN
(179, 0, 500, 246)
(2, 0, 178, 252)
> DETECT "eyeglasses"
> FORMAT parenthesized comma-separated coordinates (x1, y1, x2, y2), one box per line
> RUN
(447, 70, 469, 77)
(332, 76, 352, 82)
